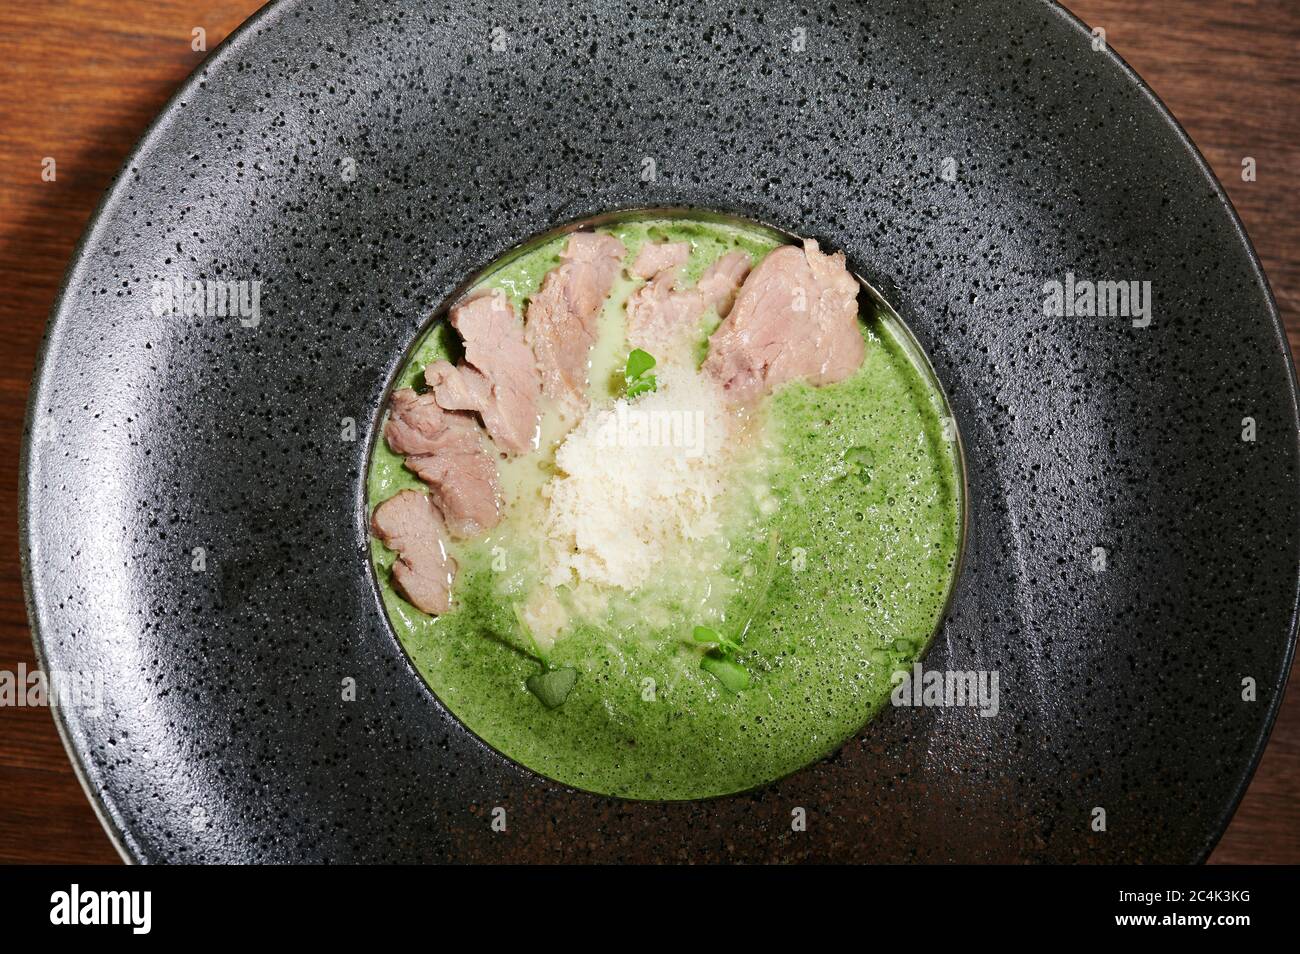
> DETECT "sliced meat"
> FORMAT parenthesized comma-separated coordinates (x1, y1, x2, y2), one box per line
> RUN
(625, 257, 700, 352)
(371, 490, 456, 615)
(625, 245, 752, 352)
(702, 239, 864, 403)
(696, 251, 751, 318)
(428, 290, 541, 455)
(424, 360, 492, 424)
(524, 232, 626, 409)
(385, 388, 502, 537)
(630, 240, 690, 280)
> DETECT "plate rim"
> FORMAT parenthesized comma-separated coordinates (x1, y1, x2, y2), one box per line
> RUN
(1043, 1, 1300, 865)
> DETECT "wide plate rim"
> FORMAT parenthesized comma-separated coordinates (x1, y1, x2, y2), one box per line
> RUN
(20, 0, 1299, 863)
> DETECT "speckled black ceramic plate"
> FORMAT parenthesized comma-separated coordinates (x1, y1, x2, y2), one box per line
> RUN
(22, 0, 1298, 863)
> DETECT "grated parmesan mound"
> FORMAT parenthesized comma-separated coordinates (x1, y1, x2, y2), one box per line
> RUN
(541, 364, 735, 591)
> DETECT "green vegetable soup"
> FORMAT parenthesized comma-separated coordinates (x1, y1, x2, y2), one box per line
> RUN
(368, 215, 963, 799)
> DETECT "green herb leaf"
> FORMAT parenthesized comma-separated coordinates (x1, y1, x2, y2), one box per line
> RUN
(625, 348, 656, 381)
(693, 625, 722, 644)
(692, 625, 739, 654)
(701, 655, 750, 693)
(691, 533, 777, 676)
(526, 667, 578, 708)
(624, 348, 658, 397)
(626, 375, 657, 397)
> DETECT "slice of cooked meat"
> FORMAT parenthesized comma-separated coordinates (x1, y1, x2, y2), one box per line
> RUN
(702, 239, 864, 403)
(625, 258, 700, 352)
(695, 251, 751, 318)
(385, 388, 502, 537)
(524, 232, 626, 409)
(630, 240, 690, 280)
(626, 245, 752, 352)
(428, 290, 541, 455)
(371, 489, 456, 615)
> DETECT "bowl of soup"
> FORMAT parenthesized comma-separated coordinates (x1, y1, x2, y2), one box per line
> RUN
(366, 212, 965, 799)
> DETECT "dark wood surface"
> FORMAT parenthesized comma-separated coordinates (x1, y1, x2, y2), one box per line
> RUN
(0, 0, 1295, 865)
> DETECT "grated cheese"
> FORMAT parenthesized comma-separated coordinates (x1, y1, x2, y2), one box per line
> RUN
(540, 365, 735, 591)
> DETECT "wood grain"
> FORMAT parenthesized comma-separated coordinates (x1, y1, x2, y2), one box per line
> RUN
(0, 0, 1295, 864)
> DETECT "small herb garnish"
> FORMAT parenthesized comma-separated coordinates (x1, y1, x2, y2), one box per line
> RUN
(700, 655, 750, 693)
(693, 625, 741, 655)
(692, 531, 781, 693)
(693, 626, 747, 693)
(624, 348, 658, 398)
(526, 667, 579, 709)
(512, 603, 579, 709)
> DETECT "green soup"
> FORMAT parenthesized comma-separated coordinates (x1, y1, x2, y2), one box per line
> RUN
(368, 215, 963, 799)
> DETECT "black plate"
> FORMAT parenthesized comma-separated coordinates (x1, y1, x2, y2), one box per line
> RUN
(22, 0, 1298, 862)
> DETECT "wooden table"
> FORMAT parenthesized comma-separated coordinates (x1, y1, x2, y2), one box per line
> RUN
(0, 0, 1295, 864)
